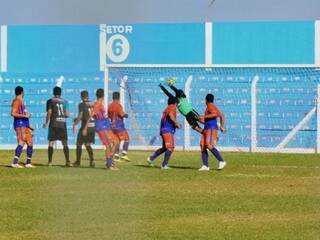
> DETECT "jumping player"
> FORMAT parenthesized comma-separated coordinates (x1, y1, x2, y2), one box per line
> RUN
(159, 82, 203, 133)
(147, 97, 181, 169)
(72, 90, 95, 167)
(83, 88, 119, 170)
(108, 92, 130, 162)
(198, 93, 226, 171)
(43, 86, 72, 167)
(10, 86, 35, 168)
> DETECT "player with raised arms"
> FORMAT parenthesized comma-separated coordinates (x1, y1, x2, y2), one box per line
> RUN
(72, 90, 95, 167)
(198, 93, 227, 171)
(108, 91, 130, 162)
(147, 96, 181, 169)
(83, 88, 119, 170)
(43, 86, 72, 167)
(159, 80, 203, 134)
(10, 86, 35, 168)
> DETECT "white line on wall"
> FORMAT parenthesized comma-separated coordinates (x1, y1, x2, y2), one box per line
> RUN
(100, 24, 107, 71)
(0, 25, 8, 72)
(205, 22, 212, 65)
(315, 20, 320, 66)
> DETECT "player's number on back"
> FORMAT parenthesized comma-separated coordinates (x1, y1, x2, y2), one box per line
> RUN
(56, 103, 64, 116)
(106, 34, 130, 63)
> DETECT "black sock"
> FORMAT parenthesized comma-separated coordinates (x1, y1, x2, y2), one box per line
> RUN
(76, 145, 82, 164)
(63, 146, 70, 163)
(48, 146, 53, 163)
(85, 145, 94, 162)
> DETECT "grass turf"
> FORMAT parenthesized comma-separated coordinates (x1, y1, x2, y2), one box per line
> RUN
(0, 149, 319, 240)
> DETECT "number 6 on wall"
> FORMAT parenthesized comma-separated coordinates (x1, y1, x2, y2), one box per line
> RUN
(106, 34, 130, 63)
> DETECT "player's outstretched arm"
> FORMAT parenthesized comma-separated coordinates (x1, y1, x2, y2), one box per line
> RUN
(43, 99, 52, 128)
(73, 112, 83, 126)
(119, 105, 129, 118)
(219, 111, 226, 133)
(213, 105, 226, 132)
(64, 100, 70, 118)
(73, 111, 83, 133)
(169, 85, 187, 98)
(159, 84, 174, 98)
(43, 109, 52, 128)
(169, 85, 179, 93)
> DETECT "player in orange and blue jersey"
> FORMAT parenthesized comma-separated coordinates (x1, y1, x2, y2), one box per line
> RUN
(83, 88, 119, 170)
(108, 92, 130, 162)
(10, 86, 35, 168)
(147, 97, 181, 169)
(198, 93, 226, 171)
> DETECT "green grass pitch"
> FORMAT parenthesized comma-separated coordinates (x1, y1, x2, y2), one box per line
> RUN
(0, 149, 319, 240)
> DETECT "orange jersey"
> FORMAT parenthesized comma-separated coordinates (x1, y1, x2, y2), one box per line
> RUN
(108, 101, 126, 119)
(11, 97, 29, 129)
(204, 103, 222, 130)
(93, 101, 107, 120)
(160, 104, 177, 134)
(11, 98, 27, 117)
(93, 101, 111, 132)
(108, 101, 126, 131)
(205, 103, 222, 118)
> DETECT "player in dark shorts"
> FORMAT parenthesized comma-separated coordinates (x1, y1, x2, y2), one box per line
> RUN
(159, 83, 203, 133)
(43, 86, 72, 167)
(72, 90, 95, 167)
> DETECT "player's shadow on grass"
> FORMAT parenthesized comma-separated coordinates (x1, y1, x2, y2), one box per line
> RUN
(133, 164, 197, 170)
(27, 163, 68, 168)
(33, 163, 51, 167)
(1, 164, 13, 168)
(32, 163, 108, 170)
(0, 163, 70, 168)
(133, 164, 161, 169)
(169, 165, 198, 170)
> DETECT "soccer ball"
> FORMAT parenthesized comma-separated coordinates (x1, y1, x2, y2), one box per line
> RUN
(166, 78, 176, 86)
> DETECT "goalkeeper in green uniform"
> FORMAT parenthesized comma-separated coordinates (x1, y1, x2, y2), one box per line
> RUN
(159, 82, 203, 134)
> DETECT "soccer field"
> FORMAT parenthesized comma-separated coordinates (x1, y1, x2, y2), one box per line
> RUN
(0, 150, 319, 240)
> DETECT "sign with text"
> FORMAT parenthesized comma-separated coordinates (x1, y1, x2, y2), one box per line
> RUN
(104, 23, 205, 64)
